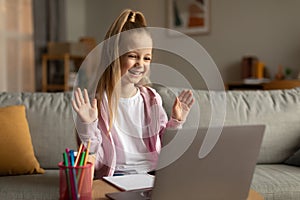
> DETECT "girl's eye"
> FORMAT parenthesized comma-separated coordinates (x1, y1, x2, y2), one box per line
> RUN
(144, 57, 151, 61)
(128, 54, 137, 58)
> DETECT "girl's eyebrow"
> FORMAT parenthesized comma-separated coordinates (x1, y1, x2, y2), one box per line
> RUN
(125, 50, 137, 54)
(125, 51, 152, 56)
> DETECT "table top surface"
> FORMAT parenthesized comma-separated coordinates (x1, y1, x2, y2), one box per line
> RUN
(92, 179, 264, 200)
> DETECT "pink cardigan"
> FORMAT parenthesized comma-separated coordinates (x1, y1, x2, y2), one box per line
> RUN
(76, 86, 183, 178)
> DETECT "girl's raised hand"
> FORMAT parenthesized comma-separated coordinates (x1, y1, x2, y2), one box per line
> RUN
(171, 90, 195, 122)
(72, 88, 98, 123)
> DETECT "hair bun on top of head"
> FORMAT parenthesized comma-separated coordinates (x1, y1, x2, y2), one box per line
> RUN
(126, 10, 147, 26)
(128, 12, 136, 23)
(104, 9, 147, 39)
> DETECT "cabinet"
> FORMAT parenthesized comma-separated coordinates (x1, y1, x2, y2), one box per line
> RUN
(42, 53, 84, 92)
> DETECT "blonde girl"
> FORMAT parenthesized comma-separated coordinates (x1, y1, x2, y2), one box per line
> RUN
(72, 9, 194, 178)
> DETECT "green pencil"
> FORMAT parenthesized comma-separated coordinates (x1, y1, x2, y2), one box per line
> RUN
(79, 151, 86, 167)
(63, 152, 72, 200)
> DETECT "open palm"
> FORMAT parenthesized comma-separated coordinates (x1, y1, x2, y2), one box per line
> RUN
(72, 88, 98, 123)
(171, 90, 195, 121)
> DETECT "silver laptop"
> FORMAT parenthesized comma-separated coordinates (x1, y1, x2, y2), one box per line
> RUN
(106, 125, 265, 200)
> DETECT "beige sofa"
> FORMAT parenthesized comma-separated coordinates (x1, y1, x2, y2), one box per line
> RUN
(0, 86, 299, 199)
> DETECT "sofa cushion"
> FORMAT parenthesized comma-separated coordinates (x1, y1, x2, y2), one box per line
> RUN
(0, 170, 59, 200)
(222, 89, 300, 164)
(0, 92, 77, 169)
(0, 105, 44, 175)
(285, 148, 300, 166)
(251, 165, 300, 200)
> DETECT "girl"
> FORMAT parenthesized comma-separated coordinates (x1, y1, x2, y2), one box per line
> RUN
(72, 9, 194, 179)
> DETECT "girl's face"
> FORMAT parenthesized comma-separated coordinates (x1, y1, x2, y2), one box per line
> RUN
(119, 31, 152, 85)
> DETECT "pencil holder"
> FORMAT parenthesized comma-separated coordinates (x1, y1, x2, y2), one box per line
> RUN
(59, 162, 93, 200)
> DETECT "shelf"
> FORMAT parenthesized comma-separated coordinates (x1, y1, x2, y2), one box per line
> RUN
(226, 80, 300, 90)
(42, 53, 85, 92)
(263, 80, 300, 90)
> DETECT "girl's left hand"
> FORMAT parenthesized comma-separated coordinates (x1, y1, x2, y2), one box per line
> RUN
(171, 90, 195, 121)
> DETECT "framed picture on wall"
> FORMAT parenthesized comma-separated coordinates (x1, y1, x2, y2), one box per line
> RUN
(167, 0, 210, 35)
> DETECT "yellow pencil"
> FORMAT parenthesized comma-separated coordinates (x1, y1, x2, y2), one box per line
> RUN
(74, 143, 83, 167)
(83, 139, 91, 165)
(78, 138, 91, 194)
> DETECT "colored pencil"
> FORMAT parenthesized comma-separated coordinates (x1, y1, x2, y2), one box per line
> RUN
(63, 152, 72, 200)
(66, 149, 79, 200)
(78, 139, 92, 194)
(76, 151, 86, 180)
(74, 143, 83, 167)
(83, 139, 91, 165)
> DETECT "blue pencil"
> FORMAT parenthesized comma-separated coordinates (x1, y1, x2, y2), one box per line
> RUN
(69, 150, 79, 200)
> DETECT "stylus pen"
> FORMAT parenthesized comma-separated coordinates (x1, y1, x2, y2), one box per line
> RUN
(113, 170, 138, 176)
(113, 173, 125, 176)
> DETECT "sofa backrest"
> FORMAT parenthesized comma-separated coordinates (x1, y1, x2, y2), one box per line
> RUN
(153, 85, 300, 164)
(0, 92, 77, 169)
(1, 87, 299, 166)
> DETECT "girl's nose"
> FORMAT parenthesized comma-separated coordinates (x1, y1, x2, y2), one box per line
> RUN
(134, 63, 143, 69)
(135, 58, 144, 66)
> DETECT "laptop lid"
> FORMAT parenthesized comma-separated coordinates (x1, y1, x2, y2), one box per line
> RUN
(106, 125, 265, 200)
(152, 125, 265, 200)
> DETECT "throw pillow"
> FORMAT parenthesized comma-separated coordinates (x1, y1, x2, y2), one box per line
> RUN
(0, 105, 44, 175)
(285, 148, 300, 166)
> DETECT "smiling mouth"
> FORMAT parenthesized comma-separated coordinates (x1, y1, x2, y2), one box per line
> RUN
(128, 69, 144, 75)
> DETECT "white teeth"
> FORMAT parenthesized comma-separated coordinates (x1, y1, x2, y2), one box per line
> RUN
(129, 69, 144, 75)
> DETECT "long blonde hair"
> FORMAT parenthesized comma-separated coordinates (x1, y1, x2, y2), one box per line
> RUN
(97, 9, 150, 131)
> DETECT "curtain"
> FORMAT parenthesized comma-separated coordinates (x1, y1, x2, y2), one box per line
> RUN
(32, 0, 66, 91)
(0, 0, 35, 92)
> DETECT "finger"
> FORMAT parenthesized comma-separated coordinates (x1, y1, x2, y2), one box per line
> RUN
(91, 98, 97, 109)
(185, 91, 194, 102)
(187, 97, 195, 107)
(178, 90, 192, 103)
(83, 89, 90, 104)
(74, 90, 82, 107)
(77, 88, 85, 104)
(71, 99, 79, 112)
(177, 90, 186, 100)
(172, 97, 181, 120)
(182, 92, 194, 107)
(172, 97, 180, 109)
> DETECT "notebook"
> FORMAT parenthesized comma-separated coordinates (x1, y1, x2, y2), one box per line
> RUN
(105, 125, 265, 200)
(103, 174, 154, 191)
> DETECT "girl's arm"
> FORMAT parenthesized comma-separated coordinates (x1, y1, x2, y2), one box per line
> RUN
(72, 88, 101, 153)
(72, 88, 108, 172)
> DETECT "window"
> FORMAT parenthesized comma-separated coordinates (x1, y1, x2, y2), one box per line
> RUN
(0, 0, 35, 91)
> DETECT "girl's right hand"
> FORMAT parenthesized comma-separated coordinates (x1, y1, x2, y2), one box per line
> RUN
(72, 88, 98, 123)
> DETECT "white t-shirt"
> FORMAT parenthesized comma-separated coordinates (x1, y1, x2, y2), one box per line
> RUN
(112, 89, 154, 174)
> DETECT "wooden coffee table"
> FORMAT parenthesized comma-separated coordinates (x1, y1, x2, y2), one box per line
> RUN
(92, 179, 264, 200)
